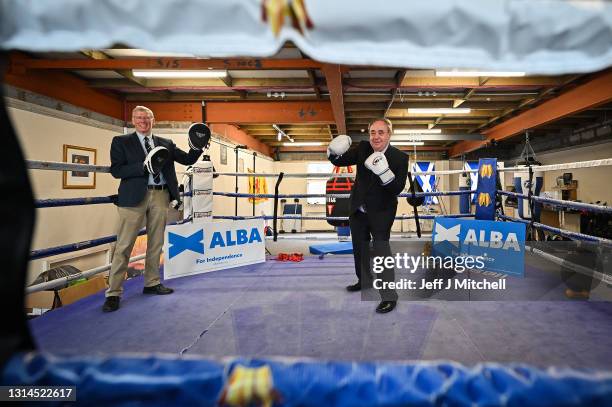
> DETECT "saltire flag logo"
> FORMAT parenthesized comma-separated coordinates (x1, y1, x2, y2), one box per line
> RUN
(464, 161, 479, 203)
(411, 161, 438, 204)
(168, 230, 204, 259)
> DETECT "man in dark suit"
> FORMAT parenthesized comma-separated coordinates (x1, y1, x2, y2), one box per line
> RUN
(327, 118, 408, 313)
(103, 106, 202, 312)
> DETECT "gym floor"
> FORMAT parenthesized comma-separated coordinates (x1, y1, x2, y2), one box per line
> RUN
(30, 254, 612, 370)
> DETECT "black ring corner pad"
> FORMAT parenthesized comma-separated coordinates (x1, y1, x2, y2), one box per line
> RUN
(408, 172, 422, 238)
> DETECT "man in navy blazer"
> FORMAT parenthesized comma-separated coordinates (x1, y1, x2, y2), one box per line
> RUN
(103, 106, 202, 312)
(328, 118, 408, 313)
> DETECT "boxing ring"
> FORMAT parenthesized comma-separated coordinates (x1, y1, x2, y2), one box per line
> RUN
(4, 155, 612, 405)
(3, 0, 612, 403)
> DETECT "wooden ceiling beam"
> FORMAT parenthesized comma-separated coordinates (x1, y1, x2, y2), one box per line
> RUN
(80, 49, 148, 88)
(450, 71, 612, 157)
(206, 101, 334, 124)
(89, 78, 314, 88)
(15, 57, 322, 70)
(125, 93, 242, 101)
(321, 64, 347, 134)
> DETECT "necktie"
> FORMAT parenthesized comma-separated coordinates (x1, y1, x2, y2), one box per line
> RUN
(144, 137, 160, 184)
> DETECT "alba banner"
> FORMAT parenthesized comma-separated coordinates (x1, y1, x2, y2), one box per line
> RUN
(163, 219, 266, 280)
(431, 217, 526, 277)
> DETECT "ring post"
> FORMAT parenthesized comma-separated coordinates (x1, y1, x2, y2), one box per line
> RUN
(273, 172, 285, 242)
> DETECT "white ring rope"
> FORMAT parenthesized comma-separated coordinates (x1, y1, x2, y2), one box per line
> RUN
(26, 158, 612, 176)
(525, 245, 609, 284)
(498, 159, 612, 173)
(26, 254, 146, 294)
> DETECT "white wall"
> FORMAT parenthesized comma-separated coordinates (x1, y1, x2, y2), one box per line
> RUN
(502, 142, 612, 204)
(203, 139, 274, 219)
(9, 107, 120, 284)
(536, 143, 612, 204)
(273, 161, 332, 231)
(8, 104, 274, 284)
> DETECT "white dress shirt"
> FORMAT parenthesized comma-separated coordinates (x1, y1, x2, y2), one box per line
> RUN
(137, 131, 167, 186)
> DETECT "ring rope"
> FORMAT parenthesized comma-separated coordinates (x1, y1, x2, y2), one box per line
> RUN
(497, 191, 612, 214)
(497, 214, 612, 244)
(29, 234, 135, 260)
(499, 158, 612, 173)
(26, 253, 147, 294)
(26, 159, 110, 173)
(26, 158, 612, 176)
(34, 190, 476, 208)
(212, 214, 473, 221)
(29, 218, 190, 260)
(212, 190, 475, 199)
(36, 196, 115, 208)
(525, 245, 609, 284)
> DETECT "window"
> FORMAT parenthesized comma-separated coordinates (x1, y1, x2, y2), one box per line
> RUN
(306, 163, 333, 205)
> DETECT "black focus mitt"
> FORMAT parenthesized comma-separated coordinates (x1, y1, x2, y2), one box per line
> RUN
(143, 146, 169, 175)
(188, 123, 211, 151)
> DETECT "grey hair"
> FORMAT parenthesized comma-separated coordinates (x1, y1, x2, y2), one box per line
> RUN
(368, 118, 393, 134)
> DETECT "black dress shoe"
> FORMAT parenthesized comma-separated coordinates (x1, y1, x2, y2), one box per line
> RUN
(102, 296, 120, 312)
(375, 301, 396, 314)
(346, 282, 362, 292)
(143, 284, 174, 295)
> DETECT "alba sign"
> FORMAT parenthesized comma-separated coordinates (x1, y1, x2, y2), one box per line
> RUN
(164, 219, 266, 279)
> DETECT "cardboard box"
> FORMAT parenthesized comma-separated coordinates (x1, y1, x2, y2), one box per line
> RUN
(25, 275, 107, 312)
(25, 290, 57, 310)
(57, 275, 106, 306)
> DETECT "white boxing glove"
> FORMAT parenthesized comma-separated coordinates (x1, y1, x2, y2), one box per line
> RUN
(365, 152, 395, 185)
(327, 135, 352, 157)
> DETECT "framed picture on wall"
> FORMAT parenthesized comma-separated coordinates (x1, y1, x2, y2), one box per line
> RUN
(220, 144, 227, 165)
(63, 144, 97, 189)
(238, 158, 245, 173)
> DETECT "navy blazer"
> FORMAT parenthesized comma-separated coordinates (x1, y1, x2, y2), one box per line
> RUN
(110, 132, 201, 207)
(329, 141, 408, 219)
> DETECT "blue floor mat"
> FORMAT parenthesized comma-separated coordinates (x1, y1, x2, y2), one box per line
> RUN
(309, 241, 353, 255)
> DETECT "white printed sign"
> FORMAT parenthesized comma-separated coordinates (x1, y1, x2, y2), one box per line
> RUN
(163, 219, 265, 279)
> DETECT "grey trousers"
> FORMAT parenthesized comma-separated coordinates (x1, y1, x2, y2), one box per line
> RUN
(106, 190, 169, 298)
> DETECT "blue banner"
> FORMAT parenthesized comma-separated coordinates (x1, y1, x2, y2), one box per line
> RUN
(474, 158, 497, 220)
(464, 161, 479, 203)
(411, 162, 438, 204)
(431, 217, 526, 277)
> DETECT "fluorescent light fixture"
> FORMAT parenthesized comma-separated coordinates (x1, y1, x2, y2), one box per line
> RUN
(132, 69, 227, 78)
(407, 108, 470, 114)
(394, 129, 442, 134)
(391, 141, 425, 146)
(436, 70, 525, 77)
(282, 142, 323, 146)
